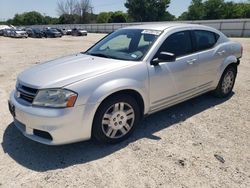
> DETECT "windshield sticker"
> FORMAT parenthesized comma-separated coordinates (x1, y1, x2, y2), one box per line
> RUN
(142, 30, 161, 35)
(131, 54, 137, 58)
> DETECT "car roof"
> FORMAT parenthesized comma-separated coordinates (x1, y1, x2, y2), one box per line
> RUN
(124, 23, 212, 31)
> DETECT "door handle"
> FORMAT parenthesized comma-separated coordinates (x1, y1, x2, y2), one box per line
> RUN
(217, 50, 226, 55)
(186, 59, 197, 65)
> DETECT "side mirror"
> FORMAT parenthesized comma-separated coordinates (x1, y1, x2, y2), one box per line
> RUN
(151, 52, 176, 66)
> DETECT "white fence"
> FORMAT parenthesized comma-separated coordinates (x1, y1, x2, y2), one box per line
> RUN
(31, 19, 250, 37)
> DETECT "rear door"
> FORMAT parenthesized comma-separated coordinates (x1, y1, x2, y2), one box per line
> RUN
(192, 30, 223, 87)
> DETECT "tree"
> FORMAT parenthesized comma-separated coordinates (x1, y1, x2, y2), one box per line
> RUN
(108, 11, 127, 23)
(97, 12, 128, 23)
(8, 11, 45, 25)
(97, 12, 112, 23)
(57, 0, 92, 23)
(58, 14, 79, 24)
(124, 0, 172, 22)
(203, 0, 225, 19)
(180, 0, 205, 20)
(222, 1, 238, 19)
(57, 0, 78, 15)
(43, 16, 59, 24)
(234, 2, 250, 18)
(178, 0, 250, 20)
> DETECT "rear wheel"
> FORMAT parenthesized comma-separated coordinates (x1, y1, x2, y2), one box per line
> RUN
(213, 65, 237, 98)
(92, 94, 141, 143)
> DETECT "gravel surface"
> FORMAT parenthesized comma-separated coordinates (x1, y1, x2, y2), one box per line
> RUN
(0, 35, 249, 188)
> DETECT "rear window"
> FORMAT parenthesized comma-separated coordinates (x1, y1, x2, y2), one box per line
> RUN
(194, 30, 220, 51)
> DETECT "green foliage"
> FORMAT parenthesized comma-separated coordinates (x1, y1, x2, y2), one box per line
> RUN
(233, 2, 250, 18)
(43, 16, 59, 25)
(179, 0, 204, 20)
(124, 0, 174, 22)
(97, 11, 127, 23)
(108, 11, 127, 23)
(203, 0, 224, 19)
(58, 14, 80, 24)
(6, 11, 59, 25)
(97, 12, 112, 23)
(179, 0, 250, 20)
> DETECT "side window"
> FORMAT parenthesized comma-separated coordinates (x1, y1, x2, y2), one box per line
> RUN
(194, 30, 219, 51)
(158, 31, 192, 57)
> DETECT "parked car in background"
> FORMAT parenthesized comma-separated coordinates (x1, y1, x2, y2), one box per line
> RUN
(3, 29, 13, 37)
(43, 28, 62, 38)
(26, 28, 44, 38)
(71, 28, 87, 36)
(0, 25, 13, 36)
(66, 29, 72, 35)
(8, 24, 242, 145)
(0, 29, 4, 36)
(55, 28, 66, 35)
(10, 29, 28, 38)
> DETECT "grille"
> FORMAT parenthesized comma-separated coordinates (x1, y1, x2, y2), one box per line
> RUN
(17, 84, 38, 103)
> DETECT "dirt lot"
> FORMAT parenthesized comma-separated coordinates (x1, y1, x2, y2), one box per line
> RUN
(0, 35, 249, 188)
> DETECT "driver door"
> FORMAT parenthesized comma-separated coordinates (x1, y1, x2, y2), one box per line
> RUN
(148, 30, 199, 112)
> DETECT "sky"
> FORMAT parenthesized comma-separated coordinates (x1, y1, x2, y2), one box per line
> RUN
(0, 0, 244, 21)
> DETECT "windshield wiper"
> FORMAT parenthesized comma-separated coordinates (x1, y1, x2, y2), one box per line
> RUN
(87, 52, 110, 59)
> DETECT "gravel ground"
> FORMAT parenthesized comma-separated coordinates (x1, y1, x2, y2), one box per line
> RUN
(0, 35, 249, 188)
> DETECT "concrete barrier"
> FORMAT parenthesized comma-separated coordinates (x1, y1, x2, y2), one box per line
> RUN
(30, 19, 250, 37)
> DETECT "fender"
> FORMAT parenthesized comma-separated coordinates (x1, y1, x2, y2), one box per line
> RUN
(215, 55, 238, 85)
(85, 78, 150, 114)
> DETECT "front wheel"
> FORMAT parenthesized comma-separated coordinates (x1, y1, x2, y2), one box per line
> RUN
(92, 94, 141, 143)
(213, 66, 237, 98)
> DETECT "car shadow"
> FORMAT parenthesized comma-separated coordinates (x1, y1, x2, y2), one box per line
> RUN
(1, 93, 234, 172)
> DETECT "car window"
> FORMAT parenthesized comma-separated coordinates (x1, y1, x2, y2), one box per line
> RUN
(193, 30, 219, 51)
(87, 29, 159, 61)
(158, 31, 192, 57)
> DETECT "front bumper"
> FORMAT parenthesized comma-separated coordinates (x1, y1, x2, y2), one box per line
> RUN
(8, 91, 97, 145)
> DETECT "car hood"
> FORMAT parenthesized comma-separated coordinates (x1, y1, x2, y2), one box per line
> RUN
(18, 54, 134, 88)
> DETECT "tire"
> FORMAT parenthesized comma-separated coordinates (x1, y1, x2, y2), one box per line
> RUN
(212, 65, 237, 98)
(92, 94, 141, 144)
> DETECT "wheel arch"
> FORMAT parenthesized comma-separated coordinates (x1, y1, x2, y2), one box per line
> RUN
(85, 78, 149, 115)
(90, 88, 146, 141)
(216, 55, 239, 83)
(98, 89, 145, 118)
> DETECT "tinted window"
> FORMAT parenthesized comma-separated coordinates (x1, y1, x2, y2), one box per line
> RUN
(158, 31, 192, 57)
(194, 30, 219, 51)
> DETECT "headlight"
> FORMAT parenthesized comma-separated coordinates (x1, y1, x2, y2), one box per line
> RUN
(33, 89, 77, 108)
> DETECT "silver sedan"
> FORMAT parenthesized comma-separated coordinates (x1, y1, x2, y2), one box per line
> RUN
(8, 23, 243, 145)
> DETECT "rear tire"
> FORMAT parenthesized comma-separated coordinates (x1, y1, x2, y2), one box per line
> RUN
(212, 65, 237, 98)
(92, 94, 141, 144)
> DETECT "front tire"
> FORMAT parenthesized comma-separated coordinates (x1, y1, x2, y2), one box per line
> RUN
(92, 94, 141, 144)
(213, 65, 237, 98)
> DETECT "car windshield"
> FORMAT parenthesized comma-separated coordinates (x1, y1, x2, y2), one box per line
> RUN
(49, 29, 58, 32)
(86, 29, 161, 61)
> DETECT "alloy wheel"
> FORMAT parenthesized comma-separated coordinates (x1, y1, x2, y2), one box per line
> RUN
(101, 102, 135, 139)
